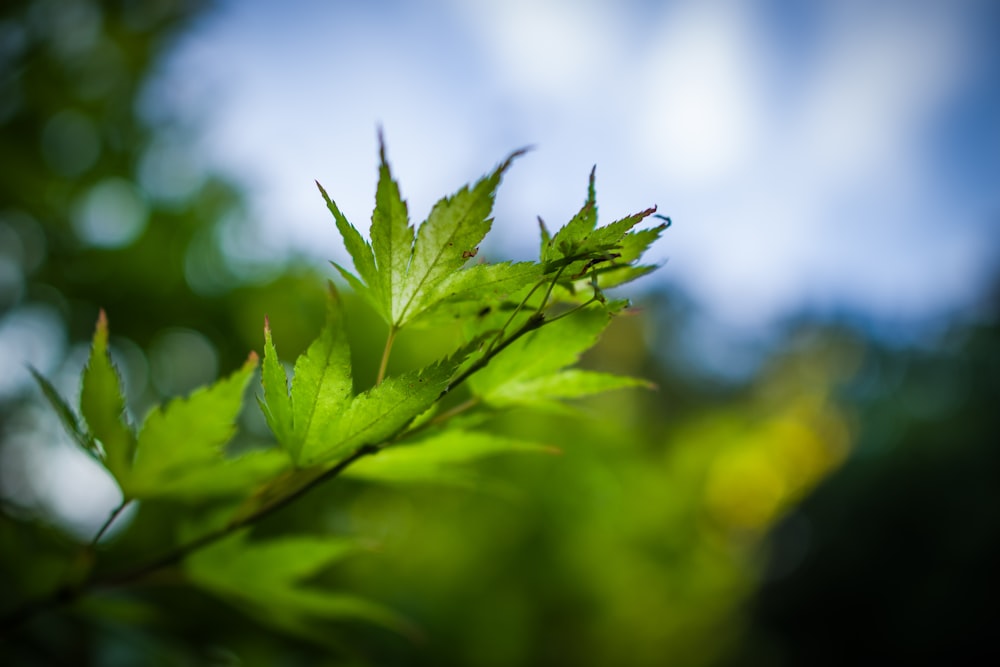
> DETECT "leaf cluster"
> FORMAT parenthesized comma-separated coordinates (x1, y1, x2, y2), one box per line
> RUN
(21, 136, 666, 643)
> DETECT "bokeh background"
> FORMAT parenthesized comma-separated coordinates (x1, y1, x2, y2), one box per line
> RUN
(1, 0, 998, 665)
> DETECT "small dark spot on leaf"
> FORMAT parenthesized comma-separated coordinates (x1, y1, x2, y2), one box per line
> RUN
(477, 306, 492, 317)
(462, 247, 479, 259)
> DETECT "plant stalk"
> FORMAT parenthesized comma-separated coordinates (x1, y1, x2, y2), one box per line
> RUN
(376, 326, 398, 385)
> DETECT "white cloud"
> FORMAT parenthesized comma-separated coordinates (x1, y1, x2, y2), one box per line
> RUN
(637, 3, 768, 188)
(154, 0, 990, 331)
(451, 0, 622, 102)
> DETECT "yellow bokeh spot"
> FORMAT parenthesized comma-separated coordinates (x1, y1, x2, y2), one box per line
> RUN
(702, 396, 852, 533)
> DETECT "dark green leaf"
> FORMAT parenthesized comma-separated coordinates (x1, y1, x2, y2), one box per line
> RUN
(30, 367, 96, 458)
(187, 530, 419, 640)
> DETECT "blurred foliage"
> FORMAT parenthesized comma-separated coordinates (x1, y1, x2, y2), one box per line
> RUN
(1, 1, 997, 665)
(737, 308, 1000, 666)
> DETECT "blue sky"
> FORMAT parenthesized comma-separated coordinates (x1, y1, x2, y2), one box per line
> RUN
(153, 0, 1000, 332)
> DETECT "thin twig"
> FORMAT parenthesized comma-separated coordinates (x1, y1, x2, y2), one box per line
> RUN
(484, 279, 545, 356)
(89, 499, 130, 549)
(537, 264, 567, 313)
(541, 297, 599, 325)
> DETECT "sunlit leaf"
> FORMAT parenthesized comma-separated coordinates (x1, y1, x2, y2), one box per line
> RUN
(80, 310, 135, 484)
(396, 149, 526, 325)
(482, 369, 652, 413)
(370, 135, 414, 324)
(541, 168, 659, 282)
(326, 134, 527, 329)
(258, 317, 293, 446)
(288, 291, 353, 464)
(468, 305, 648, 411)
(299, 359, 456, 465)
(316, 180, 383, 319)
(126, 353, 258, 499)
(135, 448, 290, 500)
(543, 166, 599, 263)
(345, 429, 556, 486)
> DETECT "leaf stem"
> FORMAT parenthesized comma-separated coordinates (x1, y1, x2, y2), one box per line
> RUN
(537, 264, 567, 313)
(448, 311, 546, 393)
(484, 271, 555, 356)
(394, 396, 482, 443)
(429, 397, 480, 427)
(89, 499, 131, 550)
(542, 297, 600, 325)
(376, 326, 398, 385)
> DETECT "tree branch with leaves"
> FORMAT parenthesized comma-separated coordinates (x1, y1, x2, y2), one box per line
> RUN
(2, 135, 666, 641)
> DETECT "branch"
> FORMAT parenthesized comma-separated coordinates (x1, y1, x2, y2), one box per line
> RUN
(0, 293, 580, 638)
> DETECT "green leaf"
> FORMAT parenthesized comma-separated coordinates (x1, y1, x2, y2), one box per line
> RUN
(556, 221, 668, 296)
(318, 177, 386, 321)
(543, 166, 598, 263)
(133, 448, 290, 501)
(187, 531, 418, 640)
(482, 369, 652, 413)
(330, 259, 382, 317)
(405, 261, 542, 327)
(288, 291, 353, 464)
(538, 215, 552, 250)
(126, 353, 259, 499)
(258, 317, 293, 446)
(468, 305, 647, 411)
(395, 149, 527, 325)
(371, 135, 415, 324)
(316, 180, 379, 291)
(299, 359, 456, 465)
(229, 465, 327, 525)
(345, 429, 556, 486)
(326, 136, 526, 329)
(30, 368, 97, 458)
(80, 310, 135, 485)
(188, 531, 359, 589)
(580, 206, 658, 256)
(542, 169, 659, 282)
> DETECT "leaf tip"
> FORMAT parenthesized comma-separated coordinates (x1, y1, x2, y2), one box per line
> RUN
(95, 308, 109, 336)
(246, 350, 260, 367)
(315, 180, 331, 203)
(263, 315, 271, 335)
(326, 280, 341, 302)
(499, 145, 533, 172)
(377, 125, 387, 164)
